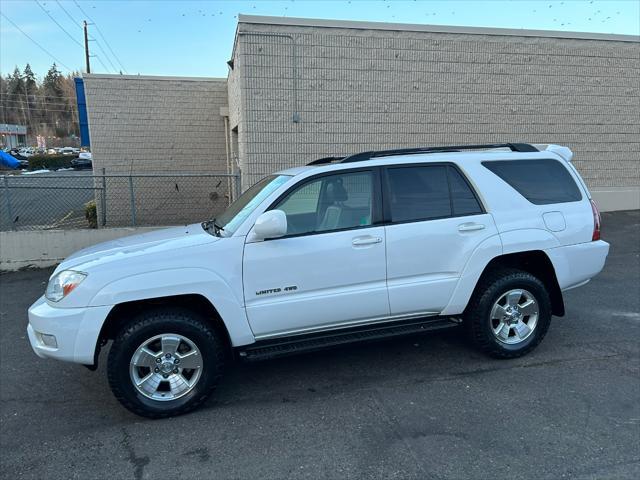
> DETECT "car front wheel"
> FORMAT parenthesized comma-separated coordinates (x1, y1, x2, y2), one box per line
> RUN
(107, 308, 225, 418)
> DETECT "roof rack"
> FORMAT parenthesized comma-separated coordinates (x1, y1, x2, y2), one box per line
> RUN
(306, 143, 538, 166)
(340, 143, 538, 163)
(306, 156, 345, 166)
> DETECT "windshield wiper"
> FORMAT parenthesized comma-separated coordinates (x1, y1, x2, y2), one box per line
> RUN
(202, 218, 225, 236)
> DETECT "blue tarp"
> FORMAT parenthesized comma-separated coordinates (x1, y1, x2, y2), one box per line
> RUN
(0, 150, 20, 169)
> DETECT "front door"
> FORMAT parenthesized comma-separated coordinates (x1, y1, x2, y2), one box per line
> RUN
(243, 169, 389, 339)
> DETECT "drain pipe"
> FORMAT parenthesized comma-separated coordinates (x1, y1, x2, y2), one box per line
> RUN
(223, 115, 233, 201)
(237, 32, 299, 123)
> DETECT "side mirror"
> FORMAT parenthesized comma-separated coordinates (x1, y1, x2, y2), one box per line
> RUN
(253, 210, 287, 240)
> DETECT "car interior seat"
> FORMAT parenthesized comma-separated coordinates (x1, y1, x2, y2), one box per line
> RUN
(317, 179, 349, 231)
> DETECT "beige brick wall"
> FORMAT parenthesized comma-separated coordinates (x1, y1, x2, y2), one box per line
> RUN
(232, 20, 640, 191)
(83, 74, 231, 226)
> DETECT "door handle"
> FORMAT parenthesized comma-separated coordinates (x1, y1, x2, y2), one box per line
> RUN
(458, 222, 485, 232)
(352, 236, 382, 246)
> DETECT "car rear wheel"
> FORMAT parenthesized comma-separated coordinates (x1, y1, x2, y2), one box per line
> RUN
(465, 269, 552, 358)
(107, 308, 225, 418)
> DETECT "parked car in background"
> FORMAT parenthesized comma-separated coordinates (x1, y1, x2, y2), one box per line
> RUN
(60, 147, 76, 155)
(71, 152, 92, 170)
(27, 143, 608, 418)
(17, 147, 34, 158)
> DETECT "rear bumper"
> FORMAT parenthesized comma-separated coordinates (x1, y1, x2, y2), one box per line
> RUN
(545, 240, 610, 291)
(27, 296, 112, 365)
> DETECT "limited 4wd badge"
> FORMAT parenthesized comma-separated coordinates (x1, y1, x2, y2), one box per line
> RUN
(255, 285, 298, 296)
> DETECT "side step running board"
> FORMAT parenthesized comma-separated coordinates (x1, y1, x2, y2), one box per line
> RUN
(238, 316, 460, 362)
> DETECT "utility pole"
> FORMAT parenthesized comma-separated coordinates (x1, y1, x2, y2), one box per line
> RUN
(83, 21, 91, 73)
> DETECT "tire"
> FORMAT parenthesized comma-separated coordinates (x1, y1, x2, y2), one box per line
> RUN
(107, 308, 225, 418)
(464, 268, 552, 359)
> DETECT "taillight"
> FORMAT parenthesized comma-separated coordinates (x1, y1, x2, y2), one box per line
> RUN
(590, 199, 601, 241)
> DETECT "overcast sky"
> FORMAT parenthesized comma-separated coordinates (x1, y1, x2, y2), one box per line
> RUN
(1, 0, 638, 78)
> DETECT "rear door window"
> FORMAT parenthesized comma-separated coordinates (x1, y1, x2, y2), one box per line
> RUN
(385, 165, 451, 222)
(482, 159, 582, 205)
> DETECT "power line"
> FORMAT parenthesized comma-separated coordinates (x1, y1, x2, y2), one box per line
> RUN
(34, 0, 84, 49)
(92, 38, 118, 72)
(0, 13, 74, 72)
(4, 99, 73, 108)
(72, 0, 127, 73)
(55, 0, 82, 29)
(93, 54, 111, 73)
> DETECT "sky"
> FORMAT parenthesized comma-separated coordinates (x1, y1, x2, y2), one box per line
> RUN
(1, 0, 639, 79)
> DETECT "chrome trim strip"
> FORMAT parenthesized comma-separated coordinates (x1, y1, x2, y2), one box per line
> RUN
(254, 311, 440, 341)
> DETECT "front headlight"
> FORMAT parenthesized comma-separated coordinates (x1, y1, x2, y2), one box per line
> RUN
(45, 270, 87, 302)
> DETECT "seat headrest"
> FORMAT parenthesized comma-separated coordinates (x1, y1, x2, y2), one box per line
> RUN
(326, 180, 348, 202)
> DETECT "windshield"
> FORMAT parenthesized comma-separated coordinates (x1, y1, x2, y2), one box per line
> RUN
(209, 175, 291, 236)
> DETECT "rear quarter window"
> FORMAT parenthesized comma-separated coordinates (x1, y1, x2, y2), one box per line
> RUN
(482, 158, 582, 205)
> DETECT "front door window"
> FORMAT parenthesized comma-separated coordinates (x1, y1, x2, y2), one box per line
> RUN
(274, 171, 374, 236)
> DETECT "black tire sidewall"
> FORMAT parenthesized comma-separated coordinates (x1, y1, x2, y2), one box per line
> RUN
(468, 271, 552, 357)
(108, 311, 223, 417)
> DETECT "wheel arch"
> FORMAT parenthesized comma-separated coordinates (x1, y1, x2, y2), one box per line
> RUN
(99, 294, 231, 344)
(470, 251, 565, 317)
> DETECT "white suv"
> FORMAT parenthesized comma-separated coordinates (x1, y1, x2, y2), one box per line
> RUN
(27, 143, 609, 418)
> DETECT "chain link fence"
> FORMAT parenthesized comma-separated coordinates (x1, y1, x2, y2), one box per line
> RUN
(0, 171, 240, 231)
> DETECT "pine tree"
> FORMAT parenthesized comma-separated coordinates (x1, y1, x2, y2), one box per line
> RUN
(0, 64, 79, 146)
(6, 67, 27, 126)
(23, 64, 37, 95)
(43, 63, 63, 100)
(0, 76, 8, 124)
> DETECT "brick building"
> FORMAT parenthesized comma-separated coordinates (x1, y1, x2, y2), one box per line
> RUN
(83, 15, 640, 217)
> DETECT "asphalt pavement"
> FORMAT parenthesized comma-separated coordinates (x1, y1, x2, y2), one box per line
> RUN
(0, 210, 638, 480)
(0, 170, 94, 230)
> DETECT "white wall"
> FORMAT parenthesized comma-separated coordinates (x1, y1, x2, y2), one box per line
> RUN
(591, 187, 640, 213)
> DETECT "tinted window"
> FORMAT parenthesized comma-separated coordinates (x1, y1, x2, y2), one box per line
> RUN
(386, 166, 451, 222)
(275, 171, 373, 235)
(483, 159, 582, 205)
(448, 167, 483, 216)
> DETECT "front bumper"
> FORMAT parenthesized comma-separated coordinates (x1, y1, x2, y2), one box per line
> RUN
(27, 296, 112, 365)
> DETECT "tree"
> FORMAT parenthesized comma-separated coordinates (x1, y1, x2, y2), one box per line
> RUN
(0, 75, 8, 124)
(43, 63, 64, 100)
(0, 63, 80, 146)
(23, 64, 37, 95)
(6, 67, 27, 126)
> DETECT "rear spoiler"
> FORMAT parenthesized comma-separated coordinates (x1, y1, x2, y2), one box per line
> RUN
(534, 144, 592, 198)
(533, 144, 574, 162)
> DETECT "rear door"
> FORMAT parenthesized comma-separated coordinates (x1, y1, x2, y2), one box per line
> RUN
(383, 163, 498, 315)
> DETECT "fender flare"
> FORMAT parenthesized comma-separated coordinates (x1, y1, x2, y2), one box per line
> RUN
(89, 267, 255, 347)
(441, 229, 561, 316)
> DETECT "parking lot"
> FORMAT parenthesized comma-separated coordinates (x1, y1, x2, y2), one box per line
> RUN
(0, 210, 638, 480)
(0, 170, 94, 230)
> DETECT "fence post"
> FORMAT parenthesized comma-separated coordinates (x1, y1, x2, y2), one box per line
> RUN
(2, 176, 15, 231)
(100, 168, 107, 227)
(128, 175, 137, 226)
(234, 171, 242, 201)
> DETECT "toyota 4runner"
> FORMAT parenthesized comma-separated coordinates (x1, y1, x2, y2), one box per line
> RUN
(28, 143, 609, 418)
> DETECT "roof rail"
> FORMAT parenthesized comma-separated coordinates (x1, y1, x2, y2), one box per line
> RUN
(307, 156, 345, 166)
(340, 143, 538, 163)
